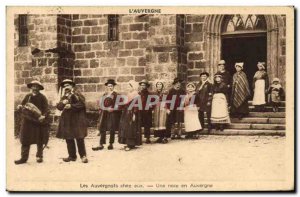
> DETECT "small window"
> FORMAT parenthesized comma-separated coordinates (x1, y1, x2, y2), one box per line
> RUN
(18, 14, 28, 46)
(108, 15, 119, 41)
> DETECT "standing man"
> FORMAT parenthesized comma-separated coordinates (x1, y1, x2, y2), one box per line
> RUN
(139, 79, 153, 144)
(197, 72, 213, 132)
(92, 79, 121, 151)
(56, 79, 88, 163)
(15, 80, 49, 164)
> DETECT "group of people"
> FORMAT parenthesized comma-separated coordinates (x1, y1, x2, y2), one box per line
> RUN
(14, 60, 285, 165)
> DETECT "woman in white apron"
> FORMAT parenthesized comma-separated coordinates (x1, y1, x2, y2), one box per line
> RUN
(184, 82, 202, 139)
(153, 80, 168, 144)
(252, 62, 269, 111)
(211, 73, 231, 131)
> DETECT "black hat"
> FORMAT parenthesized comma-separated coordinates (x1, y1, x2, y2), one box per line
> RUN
(214, 72, 223, 78)
(139, 79, 150, 87)
(172, 77, 183, 85)
(200, 72, 209, 77)
(60, 79, 75, 87)
(105, 79, 117, 86)
(27, 80, 44, 90)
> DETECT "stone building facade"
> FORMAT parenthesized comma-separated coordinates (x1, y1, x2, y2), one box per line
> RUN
(14, 14, 286, 111)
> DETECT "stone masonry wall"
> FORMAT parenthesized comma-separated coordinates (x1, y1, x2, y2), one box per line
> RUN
(185, 15, 207, 83)
(146, 14, 180, 91)
(71, 14, 150, 109)
(14, 14, 59, 107)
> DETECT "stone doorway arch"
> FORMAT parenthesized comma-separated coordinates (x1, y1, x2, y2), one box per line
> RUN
(203, 15, 286, 85)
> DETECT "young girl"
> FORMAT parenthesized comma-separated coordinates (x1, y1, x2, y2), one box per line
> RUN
(267, 78, 285, 112)
(252, 62, 269, 111)
(211, 74, 231, 131)
(184, 82, 201, 139)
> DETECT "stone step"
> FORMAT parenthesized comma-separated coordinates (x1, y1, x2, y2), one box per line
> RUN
(227, 123, 285, 130)
(247, 112, 285, 118)
(230, 117, 285, 124)
(205, 122, 285, 130)
(249, 106, 285, 112)
(204, 112, 285, 118)
(248, 101, 285, 106)
(200, 129, 285, 136)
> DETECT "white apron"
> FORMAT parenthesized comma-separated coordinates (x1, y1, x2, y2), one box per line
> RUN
(253, 79, 266, 105)
(184, 104, 202, 132)
(153, 101, 167, 130)
(211, 93, 231, 124)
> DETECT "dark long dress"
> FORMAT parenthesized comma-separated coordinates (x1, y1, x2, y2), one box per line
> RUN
(118, 92, 142, 147)
(56, 93, 88, 139)
(19, 93, 49, 145)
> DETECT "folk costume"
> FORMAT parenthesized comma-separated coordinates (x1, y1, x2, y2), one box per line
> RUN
(211, 74, 231, 131)
(267, 78, 285, 112)
(166, 78, 186, 139)
(184, 82, 201, 139)
(252, 62, 269, 111)
(56, 79, 88, 163)
(118, 80, 142, 151)
(196, 72, 213, 131)
(153, 80, 168, 144)
(139, 79, 154, 144)
(15, 80, 49, 165)
(231, 63, 251, 119)
(93, 79, 121, 151)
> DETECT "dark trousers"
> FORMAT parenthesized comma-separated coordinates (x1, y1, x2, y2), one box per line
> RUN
(66, 138, 86, 158)
(143, 127, 151, 139)
(198, 110, 212, 129)
(21, 144, 43, 160)
(100, 131, 115, 145)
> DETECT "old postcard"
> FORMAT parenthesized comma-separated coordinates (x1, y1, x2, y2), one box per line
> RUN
(6, 6, 294, 191)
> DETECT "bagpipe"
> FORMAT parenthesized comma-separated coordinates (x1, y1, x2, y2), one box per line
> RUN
(20, 95, 49, 125)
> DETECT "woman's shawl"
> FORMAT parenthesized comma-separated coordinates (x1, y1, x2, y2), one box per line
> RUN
(232, 71, 251, 108)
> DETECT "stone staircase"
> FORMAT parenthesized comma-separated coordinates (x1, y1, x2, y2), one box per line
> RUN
(203, 101, 286, 136)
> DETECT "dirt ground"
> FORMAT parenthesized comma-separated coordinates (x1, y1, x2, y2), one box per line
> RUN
(8, 130, 286, 191)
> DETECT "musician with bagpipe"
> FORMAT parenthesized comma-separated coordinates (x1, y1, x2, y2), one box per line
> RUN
(15, 80, 49, 165)
(56, 79, 88, 163)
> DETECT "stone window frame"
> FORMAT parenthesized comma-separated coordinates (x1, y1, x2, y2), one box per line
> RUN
(108, 14, 119, 41)
(18, 14, 28, 47)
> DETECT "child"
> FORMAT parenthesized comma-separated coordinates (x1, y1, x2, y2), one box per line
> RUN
(267, 78, 285, 112)
(252, 62, 269, 112)
(184, 82, 201, 139)
(211, 73, 231, 131)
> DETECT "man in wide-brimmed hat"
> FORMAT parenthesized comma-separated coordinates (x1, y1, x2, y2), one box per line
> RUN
(138, 79, 153, 144)
(15, 80, 49, 165)
(196, 72, 213, 132)
(166, 77, 186, 139)
(56, 79, 88, 163)
(92, 79, 121, 151)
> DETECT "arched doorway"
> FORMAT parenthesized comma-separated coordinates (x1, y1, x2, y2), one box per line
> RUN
(221, 15, 267, 89)
(204, 14, 285, 87)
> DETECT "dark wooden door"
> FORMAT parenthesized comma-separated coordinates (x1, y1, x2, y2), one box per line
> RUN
(221, 35, 267, 94)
